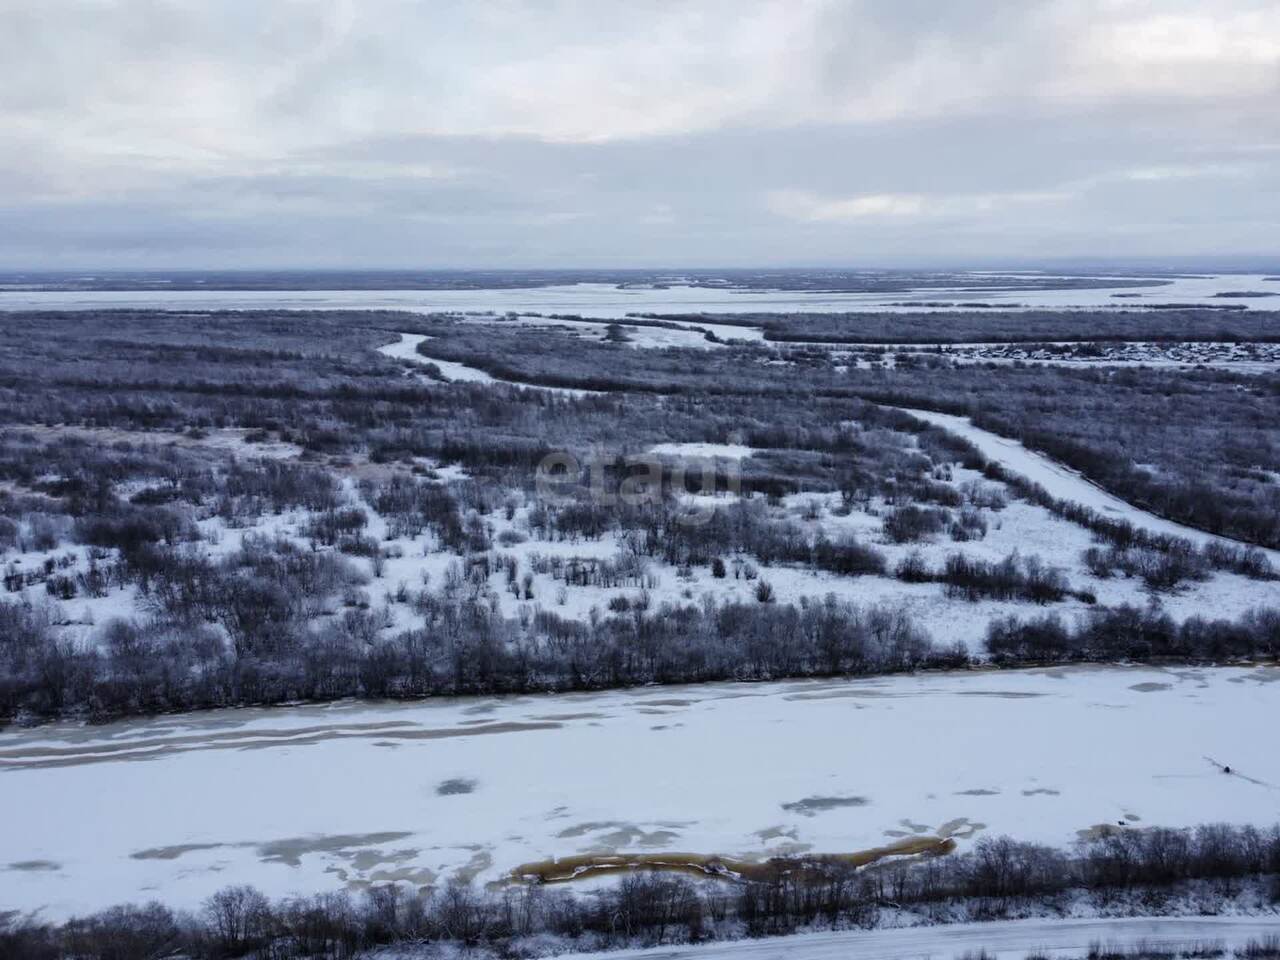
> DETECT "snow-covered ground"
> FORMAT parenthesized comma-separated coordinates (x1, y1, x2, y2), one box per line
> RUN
(900, 340, 1280, 373)
(647, 442, 755, 460)
(14, 412, 1279, 658)
(5, 274, 1279, 317)
(560, 916, 1280, 960)
(452, 313, 750, 348)
(895, 407, 1280, 568)
(3, 664, 1277, 919)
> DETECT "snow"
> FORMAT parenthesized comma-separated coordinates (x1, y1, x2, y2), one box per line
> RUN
(895, 407, 1280, 568)
(379, 333, 601, 396)
(378, 332, 495, 383)
(5, 274, 1280, 316)
(558, 916, 1280, 960)
(647, 442, 755, 460)
(3, 664, 1278, 919)
(892, 340, 1280, 373)
(455, 314, 743, 349)
(14, 411, 1279, 663)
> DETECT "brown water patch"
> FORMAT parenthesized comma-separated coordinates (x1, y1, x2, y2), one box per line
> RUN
(436, 778, 477, 796)
(509, 835, 956, 885)
(7, 859, 60, 871)
(1129, 682, 1171, 693)
(955, 789, 1000, 796)
(780, 795, 869, 817)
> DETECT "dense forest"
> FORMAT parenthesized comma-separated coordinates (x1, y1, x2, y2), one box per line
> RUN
(417, 323, 1280, 549)
(1, 309, 1278, 725)
(647, 308, 1280, 344)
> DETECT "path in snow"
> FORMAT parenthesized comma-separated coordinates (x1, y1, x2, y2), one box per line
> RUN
(563, 916, 1280, 960)
(897, 406, 1280, 567)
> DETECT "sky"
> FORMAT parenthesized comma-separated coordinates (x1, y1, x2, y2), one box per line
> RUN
(1, 0, 1278, 269)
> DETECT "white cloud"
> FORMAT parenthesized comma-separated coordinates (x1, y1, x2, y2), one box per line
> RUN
(1119, 162, 1255, 182)
(0, 0, 1276, 265)
(767, 188, 1068, 223)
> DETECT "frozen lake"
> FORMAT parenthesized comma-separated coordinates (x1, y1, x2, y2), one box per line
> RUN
(3, 664, 1278, 919)
(1, 274, 1277, 317)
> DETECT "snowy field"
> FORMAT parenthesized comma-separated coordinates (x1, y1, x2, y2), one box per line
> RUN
(3, 274, 1279, 317)
(562, 916, 1280, 960)
(3, 664, 1278, 919)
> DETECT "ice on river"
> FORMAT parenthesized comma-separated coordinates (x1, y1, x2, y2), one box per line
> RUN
(3, 664, 1278, 919)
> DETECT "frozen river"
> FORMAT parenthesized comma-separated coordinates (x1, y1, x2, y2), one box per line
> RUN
(3, 664, 1278, 919)
(1, 274, 1277, 317)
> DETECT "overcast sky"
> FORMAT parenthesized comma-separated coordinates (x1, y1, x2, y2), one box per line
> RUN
(2, 0, 1278, 268)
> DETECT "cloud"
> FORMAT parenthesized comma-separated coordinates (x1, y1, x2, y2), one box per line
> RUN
(0, 0, 1276, 266)
(767, 188, 1068, 222)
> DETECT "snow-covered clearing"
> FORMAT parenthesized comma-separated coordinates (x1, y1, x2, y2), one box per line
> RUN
(647, 442, 755, 460)
(560, 916, 1280, 960)
(452, 313, 745, 349)
(3, 665, 1278, 919)
(895, 407, 1280, 568)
